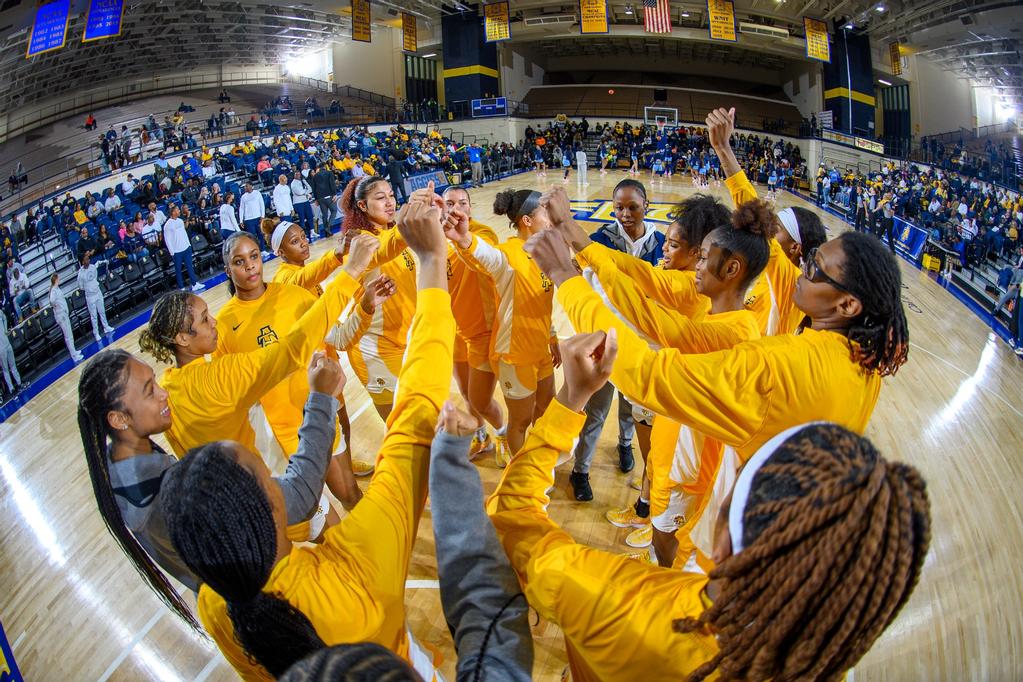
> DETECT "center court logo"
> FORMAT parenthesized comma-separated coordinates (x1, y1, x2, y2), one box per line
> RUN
(569, 201, 677, 225)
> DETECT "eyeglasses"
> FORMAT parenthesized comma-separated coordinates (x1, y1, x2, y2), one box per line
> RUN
(802, 247, 851, 293)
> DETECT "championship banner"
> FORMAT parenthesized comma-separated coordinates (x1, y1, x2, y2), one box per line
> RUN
(484, 2, 511, 42)
(893, 216, 928, 260)
(889, 41, 902, 76)
(26, 0, 70, 57)
(401, 12, 417, 52)
(404, 170, 449, 196)
(83, 0, 124, 42)
(706, 0, 737, 42)
(804, 17, 830, 62)
(579, 0, 609, 34)
(351, 0, 371, 43)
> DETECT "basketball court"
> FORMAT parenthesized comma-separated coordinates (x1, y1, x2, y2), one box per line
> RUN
(2, 169, 1021, 680)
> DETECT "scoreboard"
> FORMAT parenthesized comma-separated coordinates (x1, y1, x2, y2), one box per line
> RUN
(471, 97, 507, 118)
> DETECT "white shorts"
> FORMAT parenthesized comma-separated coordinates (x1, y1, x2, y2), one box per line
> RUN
(651, 489, 693, 534)
(631, 403, 655, 426)
(306, 493, 331, 540)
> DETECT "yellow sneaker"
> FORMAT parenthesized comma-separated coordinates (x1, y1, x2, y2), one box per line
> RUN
(623, 548, 658, 565)
(351, 459, 375, 477)
(606, 505, 649, 529)
(625, 524, 652, 548)
(470, 431, 494, 460)
(495, 434, 512, 468)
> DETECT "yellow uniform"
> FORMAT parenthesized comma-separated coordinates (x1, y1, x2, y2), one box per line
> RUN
(577, 243, 710, 321)
(488, 400, 718, 681)
(448, 219, 499, 370)
(457, 234, 554, 399)
(160, 271, 360, 456)
(214, 282, 340, 456)
(346, 227, 417, 405)
(725, 170, 804, 335)
(198, 289, 456, 681)
(557, 276, 881, 461)
(272, 250, 341, 298)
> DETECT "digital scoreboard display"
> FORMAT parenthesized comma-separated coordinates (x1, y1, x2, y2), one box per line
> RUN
(471, 97, 507, 118)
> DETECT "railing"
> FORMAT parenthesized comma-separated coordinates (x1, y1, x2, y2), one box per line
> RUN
(0, 70, 282, 145)
(337, 85, 396, 109)
(285, 74, 335, 94)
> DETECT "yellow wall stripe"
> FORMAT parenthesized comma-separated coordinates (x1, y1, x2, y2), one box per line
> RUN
(442, 64, 499, 79)
(824, 87, 876, 107)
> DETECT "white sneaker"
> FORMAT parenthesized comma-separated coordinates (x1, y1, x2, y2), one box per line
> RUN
(103, 326, 114, 334)
(191, 283, 205, 292)
(72, 354, 84, 362)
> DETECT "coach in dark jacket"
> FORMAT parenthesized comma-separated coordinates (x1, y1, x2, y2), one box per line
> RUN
(310, 164, 338, 238)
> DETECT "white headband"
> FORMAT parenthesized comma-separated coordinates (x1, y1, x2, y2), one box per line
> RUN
(728, 422, 826, 553)
(271, 220, 296, 253)
(777, 208, 801, 245)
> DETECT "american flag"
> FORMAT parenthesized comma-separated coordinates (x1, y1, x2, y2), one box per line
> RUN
(643, 0, 671, 33)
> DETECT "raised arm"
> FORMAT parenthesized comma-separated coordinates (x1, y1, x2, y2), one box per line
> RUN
(430, 404, 532, 681)
(706, 107, 743, 180)
(579, 241, 705, 316)
(276, 249, 341, 290)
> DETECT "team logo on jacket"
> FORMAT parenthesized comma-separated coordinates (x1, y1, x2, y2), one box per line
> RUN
(257, 325, 279, 347)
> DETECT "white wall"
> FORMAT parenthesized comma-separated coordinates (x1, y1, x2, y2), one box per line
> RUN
(782, 64, 823, 120)
(331, 27, 404, 101)
(974, 86, 998, 128)
(906, 55, 975, 137)
(499, 46, 546, 102)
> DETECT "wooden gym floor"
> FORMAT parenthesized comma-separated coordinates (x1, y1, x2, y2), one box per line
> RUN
(1, 169, 1021, 681)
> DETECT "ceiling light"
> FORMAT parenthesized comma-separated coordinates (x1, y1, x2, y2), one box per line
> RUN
(422, 52, 436, 58)
(878, 78, 892, 86)
(875, 4, 885, 11)
(681, 11, 689, 16)
(624, 5, 633, 14)
(844, 22, 855, 29)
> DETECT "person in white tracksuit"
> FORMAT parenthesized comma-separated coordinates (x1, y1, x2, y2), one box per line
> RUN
(0, 311, 22, 394)
(76, 253, 115, 342)
(49, 273, 84, 362)
(576, 148, 588, 186)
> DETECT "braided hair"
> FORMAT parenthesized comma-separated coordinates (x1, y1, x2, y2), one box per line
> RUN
(835, 231, 910, 376)
(76, 349, 201, 633)
(279, 643, 420, 682)
(676, 423, 931, 682)
(138, 291, 195, 364)
(160, 442, 324, 677)
(708, 198, 777, 290)
(668, 194, 730, 248)
(340, 176, 388, 234)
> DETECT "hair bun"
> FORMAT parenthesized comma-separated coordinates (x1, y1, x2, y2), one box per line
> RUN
(492, 190, 515, 216)
(731, 199, 777, 239)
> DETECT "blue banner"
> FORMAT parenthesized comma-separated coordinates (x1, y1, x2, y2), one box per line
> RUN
(84, 0, 125, 41)
(404, 170, 449, 195)
(26, 0, 70, 57)
(893, 216, 928, 261)
(0, 618, 23, 682)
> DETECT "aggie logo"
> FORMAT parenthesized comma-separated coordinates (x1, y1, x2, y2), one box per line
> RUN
(569, 200, 677, 225)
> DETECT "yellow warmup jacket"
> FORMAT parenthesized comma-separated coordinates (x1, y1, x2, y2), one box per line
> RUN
(346, 227, 418, 387)
(725, 170, 805, 335)
(577, 242, 710, 321)
(198, 288, 456, 681)
(457, 234, 554, 365)
(272, 250, 342, 298)
(214, 282, 340, 456)
(488, 400, 719, 681)
(557, 276, 881, 461)
(160, 271, 361, 456)
(448, 220, 499, 343)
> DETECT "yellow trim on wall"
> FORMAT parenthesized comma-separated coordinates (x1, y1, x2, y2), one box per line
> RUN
(824, 87, 876, 106)
(442, 64, 499, 79)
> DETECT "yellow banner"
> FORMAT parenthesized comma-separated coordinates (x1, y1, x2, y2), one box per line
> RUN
(484, 2, 511, 42)
(578, 0, 608, 34)
(889, 41, 902, 76)
(707, 0, 736, 42)
(351, 0, 371, 43)
(402, 12, 417, 52)
(804, 17, 830, 62)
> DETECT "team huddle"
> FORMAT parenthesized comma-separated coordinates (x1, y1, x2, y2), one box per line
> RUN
(78, 108, 932, 681)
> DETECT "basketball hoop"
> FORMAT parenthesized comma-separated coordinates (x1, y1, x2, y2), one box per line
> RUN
(656, 118, 667, 135)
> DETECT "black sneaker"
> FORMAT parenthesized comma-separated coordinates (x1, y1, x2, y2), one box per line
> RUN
(570, 471, 593, 502)
(617, 443, 635, 473)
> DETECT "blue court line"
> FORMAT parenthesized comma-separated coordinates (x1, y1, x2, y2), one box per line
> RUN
(784, 187, 1017, 346)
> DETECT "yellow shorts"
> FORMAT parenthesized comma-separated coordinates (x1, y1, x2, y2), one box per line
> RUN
(497, 355, 554, 401)
(454, 333, 493, 372)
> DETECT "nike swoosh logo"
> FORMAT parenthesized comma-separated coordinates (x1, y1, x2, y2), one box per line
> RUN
(232, 323, 242, 331)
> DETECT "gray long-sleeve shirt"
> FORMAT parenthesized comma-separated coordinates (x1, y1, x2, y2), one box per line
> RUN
(429, 430, 533, 681)
(108, 391, 339, 591)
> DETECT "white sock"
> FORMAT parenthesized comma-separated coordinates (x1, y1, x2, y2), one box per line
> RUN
(496, 424, 508, 437)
